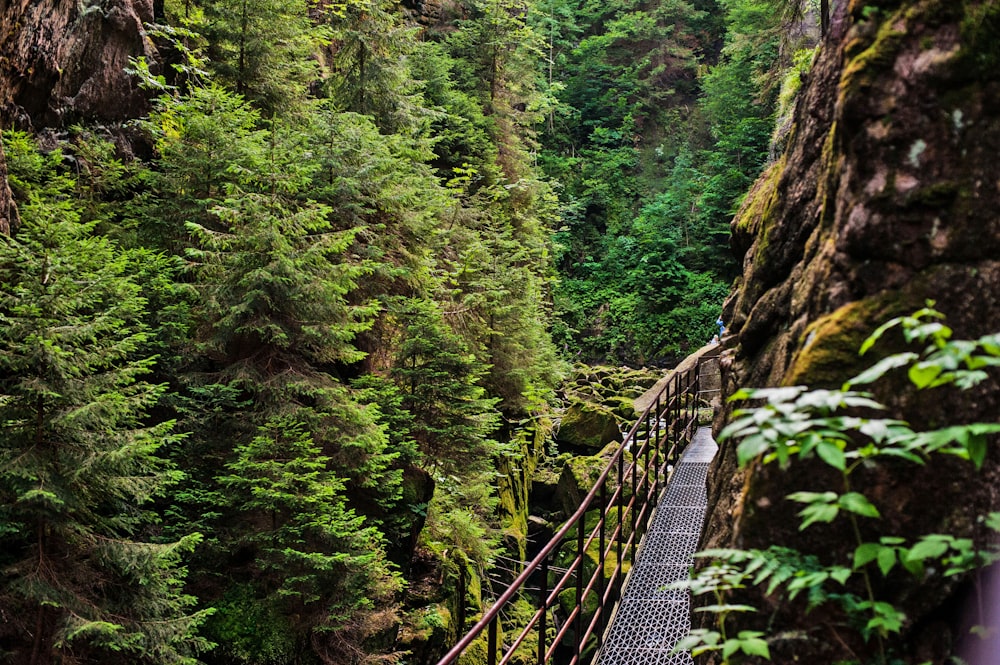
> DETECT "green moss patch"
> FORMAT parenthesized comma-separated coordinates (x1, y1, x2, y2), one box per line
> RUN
(786, 294, 921, 387)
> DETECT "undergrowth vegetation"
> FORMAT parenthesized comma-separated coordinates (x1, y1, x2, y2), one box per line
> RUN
(677, 306, 1000, 664)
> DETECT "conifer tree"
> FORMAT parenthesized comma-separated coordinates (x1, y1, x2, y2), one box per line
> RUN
(323, 0, 422, 133)
(0, 132, 211, 665)
(144, 80, 405, 660)
(200, 0, 325, 112)
(217, 417, 401, 647)
(390, 298, 501, 477)
(141, 83, 264, 250)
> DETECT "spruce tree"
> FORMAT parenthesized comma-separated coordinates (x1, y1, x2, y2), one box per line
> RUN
(217, 417, 400, 645)
(200, 0, 325, 112)
(145, 81, 404, 659)
(390, 298, 500, 477)
(323, 0, 423, 133)
(0, 133, 211, 665)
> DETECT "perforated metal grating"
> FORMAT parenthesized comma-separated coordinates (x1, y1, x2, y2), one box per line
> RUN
(602, 599, 690, 650)
(598, 649, 694, 665)
(668, 463, 709, 487)
(622, 565, 691, 600)
(637, 531, 702, 562)
(658, 484, 706, 507)
(595, 427, 717, 665)
(648, 506, 706, 534)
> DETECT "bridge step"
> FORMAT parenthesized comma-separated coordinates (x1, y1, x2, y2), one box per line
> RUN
(596, 427, 718, 665)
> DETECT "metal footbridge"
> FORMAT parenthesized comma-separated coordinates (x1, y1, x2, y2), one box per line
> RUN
(597, 428, 717, 665)
(435, 349, 720, 665)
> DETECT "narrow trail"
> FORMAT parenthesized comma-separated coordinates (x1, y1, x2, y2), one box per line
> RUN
(597, 426, 719, 665)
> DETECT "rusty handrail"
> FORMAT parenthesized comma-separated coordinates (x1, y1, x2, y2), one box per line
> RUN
(434, 360, 703, 665)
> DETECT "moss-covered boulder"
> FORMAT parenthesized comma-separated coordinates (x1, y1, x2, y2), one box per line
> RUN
(555, 454, 605, 519)
(604, 395, 638, 420)
(396, 604, 453, 664)
(554, 442, 623, 518)
(556, 401, 621, 452)
(529, 465, 561, 518)
(564, 364, 664, 404)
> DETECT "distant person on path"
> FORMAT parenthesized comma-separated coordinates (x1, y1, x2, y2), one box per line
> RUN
(716, 316, 726, 337)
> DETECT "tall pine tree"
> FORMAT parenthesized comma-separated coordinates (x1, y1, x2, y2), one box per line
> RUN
(0, 132, 211, 665)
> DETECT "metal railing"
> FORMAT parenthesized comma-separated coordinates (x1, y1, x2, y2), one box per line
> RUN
(435, 359, 703, 665)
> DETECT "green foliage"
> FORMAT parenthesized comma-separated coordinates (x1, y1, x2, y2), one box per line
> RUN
(0, 131, 212, 664)
(323, 0, 425, 133)
(204, 584, 298, 665)
(540, 0, 785, 362)
(138, 71, 414, 660)
(218, 418, 401, 613)
(199, 0, 328, 112)
(391, 298, 501, 476)
(141, 82, 265, 248)
(678, 308, 1000, 663)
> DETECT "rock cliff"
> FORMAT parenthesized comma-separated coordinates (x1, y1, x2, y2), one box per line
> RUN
(704, 0, 1000, 661)
(0, 0, 158, 128)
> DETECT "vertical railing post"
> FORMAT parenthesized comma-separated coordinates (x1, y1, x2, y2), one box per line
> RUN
(682, 364, 694, 440)
(641, 412, 651, 541)
(654, 394, 661, 495)
(575, 511, 585, 664)
(488, 617, 498, 665)
(597, 479, 607, 650)
(616, 449, 624, 590)
(696, 359, 702, 425)
(673, 372, 681, 462)
(539, 557, 548, 665)
(630, 434, 638, 561)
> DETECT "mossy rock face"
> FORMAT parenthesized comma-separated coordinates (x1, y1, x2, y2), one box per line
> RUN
(786, 297, 894, 387)
(564, 364, 664, 404)
(703, 1, 1000, 663)
(456, 636, 489, 665)
(557, 401, 621, 452)
(390, 466, 434, 571)
(553, 442, 627, 519)
(497, 417, 555, 565)
(529, 467, 561, 518)
(397, 604, 453, 661)
(604, 395, 638, 419)
(555, 454, 607, 518)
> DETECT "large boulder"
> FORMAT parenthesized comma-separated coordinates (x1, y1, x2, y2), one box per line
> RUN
(556, 401, 622, 452)
(555, 453, 607, 519)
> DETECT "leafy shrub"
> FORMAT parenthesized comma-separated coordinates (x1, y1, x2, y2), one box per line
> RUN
(676, 305, 1000, 663)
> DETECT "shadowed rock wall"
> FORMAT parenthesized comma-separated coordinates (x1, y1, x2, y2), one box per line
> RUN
(0, 0, 158, 128)
(703, 0, 1000, 661)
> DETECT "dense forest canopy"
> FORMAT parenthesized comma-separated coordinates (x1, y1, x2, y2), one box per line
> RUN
(0, 0, 815, 663)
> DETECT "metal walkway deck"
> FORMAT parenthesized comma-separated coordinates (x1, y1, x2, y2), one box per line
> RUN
(597, 426, 718, 665)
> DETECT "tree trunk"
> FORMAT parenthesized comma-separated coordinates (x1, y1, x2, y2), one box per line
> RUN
(0, 132, 18, 236)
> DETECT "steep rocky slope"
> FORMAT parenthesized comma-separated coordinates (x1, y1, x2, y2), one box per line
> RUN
(703, 0, 1000, 661)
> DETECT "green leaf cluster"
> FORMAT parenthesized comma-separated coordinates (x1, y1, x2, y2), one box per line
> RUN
(680, 309, 1000, 663)
(0, 133, 212, 664)
(4, 0, 569, 661)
